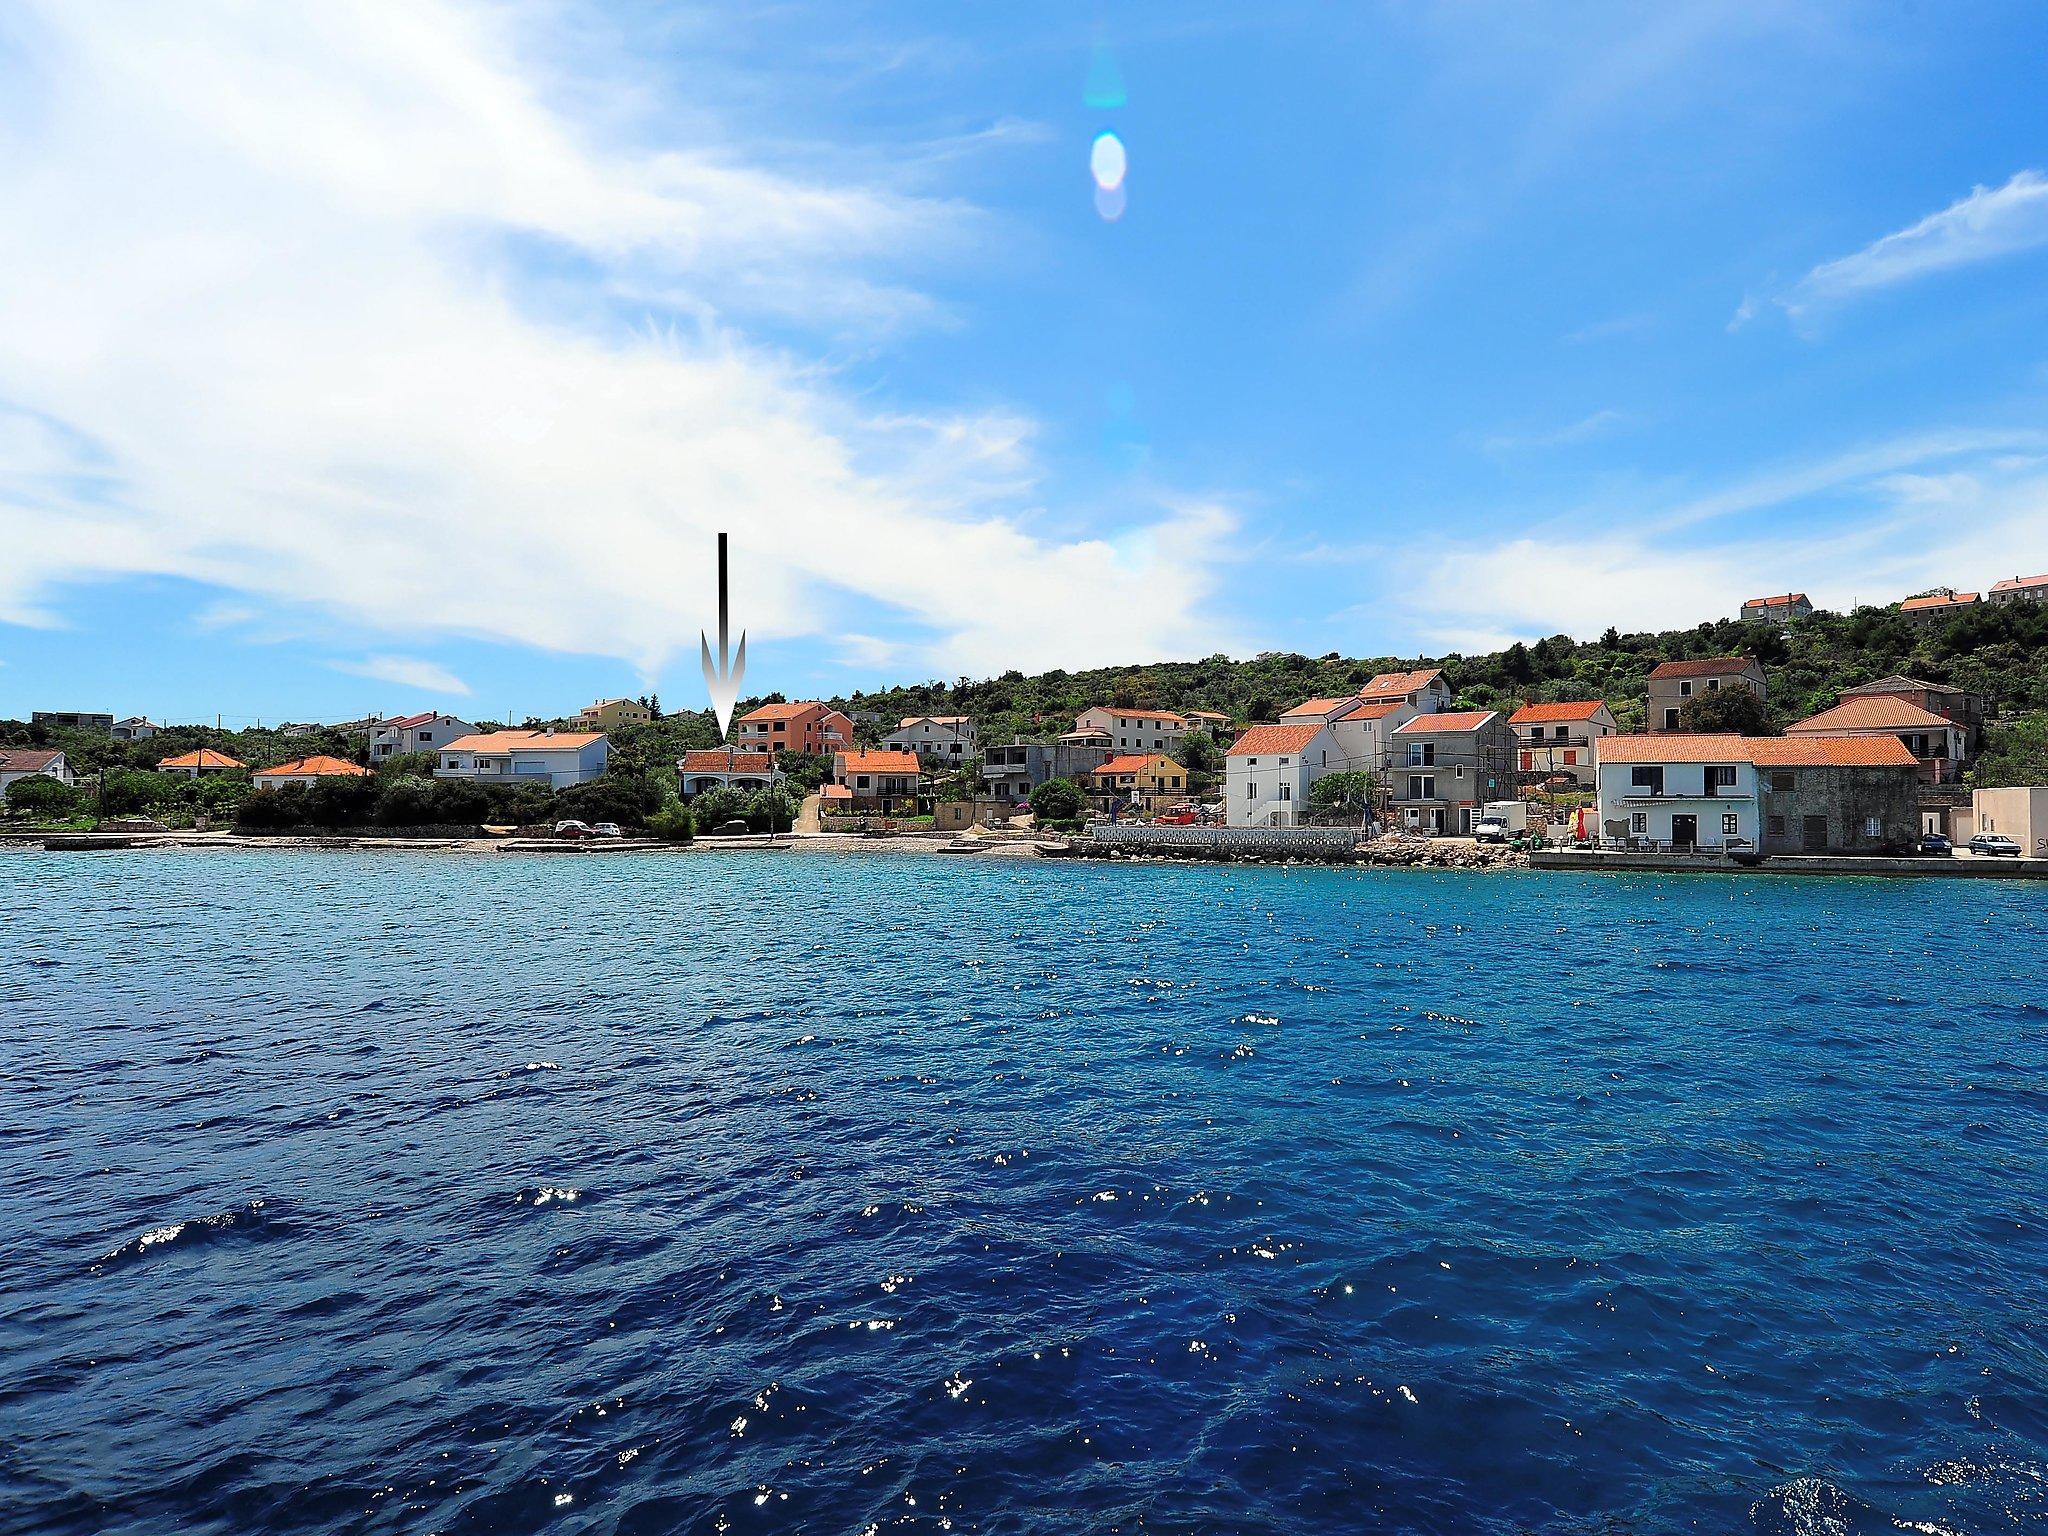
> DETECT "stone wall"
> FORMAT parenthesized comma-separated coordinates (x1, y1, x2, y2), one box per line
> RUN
(1757, 765, 1917, 854)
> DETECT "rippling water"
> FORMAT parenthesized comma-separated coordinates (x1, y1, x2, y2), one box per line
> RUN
(4, 848, 2046, 1534)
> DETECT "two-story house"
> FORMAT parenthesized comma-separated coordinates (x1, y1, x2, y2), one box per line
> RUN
(1507, 700, 1618, 788)
(1739, 593, 1813, 625)
(1225, 723, 1330, 828)
(1899, 591, 1979, 626)
(833, 749, 921, 812)
(1185, 709, 1233, 735)
(370, 711, 476, 763)
(1356, 668, 1451, 712)
(1595, 734, 1918, 854)
(1086, 753, 1189, 813)
(679, 749, 782, 798)
(579, 698, 651, 730)
(1072, 707, 1189, 753)
(1836, 674, 1989, 751)
(32, 712, 113, 733)
(1387, 711, 1516, 834)
(1785, 697, 1967, 784)
(982, 739, 1116, 804)
(1646, 657, 1768, 732)
(881, 715, 978, 764)
(435, 730, 609, 788)
(0, 748, 74, 792)
(736, 701, 855, 757)
(1987, 573, 2048, 606)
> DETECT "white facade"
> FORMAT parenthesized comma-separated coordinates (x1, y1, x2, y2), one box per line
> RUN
(1225, 725, 1333, 827)
(0, 750, 73, 791)
(1594, 755, 1760, 850)
(111, 717, 159, 741)
(1074, 707, 1188, 753)
(436, 732, 609, 788)
(372, 712, 477, 762)
(882, 716, 979, 762)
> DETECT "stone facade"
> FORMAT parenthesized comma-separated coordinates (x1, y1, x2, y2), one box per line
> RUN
(1755, 764, 1918, 855)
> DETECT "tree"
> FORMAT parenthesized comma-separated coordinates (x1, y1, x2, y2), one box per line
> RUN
(5, 774, 86, 820)
(690, 785, 752, 830)
(746, 787, 799, 832)
(1969, 712, 2048, 789)
(1029, 777, 1085, 823)
(1309, 770, 1377, 816)
(1176, 730, 1224, 789)
(556, 772, 667, 827)
(1675, 687, 1774, 735)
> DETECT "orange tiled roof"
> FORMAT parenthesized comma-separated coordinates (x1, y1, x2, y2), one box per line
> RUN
(158, 749, 244, 769)
(254, 756, 368, 778)
(1082, 708, 1186, 724)
(1647, 656, 1757, 680)
(442, 731, 603, 752)
(740, 701, 823, 722)
(1281, 696, 1354, 718)
(1358, 668, 1443, 699)
(1393, 710, 1497, 734)
(1989, 573, 2048, 594)
(1226, 723, 1325, 757)
(681, 750, 778, 773)
(1093, 753, 1177, 776)
(1598, 733, 1917, 767)
(1900, 592, 1979, 611)
(1509, 700, 1609, 725)
(837, 750, 920, 775)
(1742, 592, 1808, 609)
(1786, 697, 1954, 733)
(821, 784, 853, 800)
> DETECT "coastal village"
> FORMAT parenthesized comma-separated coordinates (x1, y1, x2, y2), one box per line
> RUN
(5, 573, 2047, 870)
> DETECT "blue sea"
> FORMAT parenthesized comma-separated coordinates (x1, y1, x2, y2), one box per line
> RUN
(4, 848, 2046, 1535)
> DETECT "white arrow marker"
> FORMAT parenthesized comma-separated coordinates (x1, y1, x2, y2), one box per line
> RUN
(700, 531, 746, 741)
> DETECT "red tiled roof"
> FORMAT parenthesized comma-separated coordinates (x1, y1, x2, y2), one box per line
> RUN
(1742, 593, 1808, 609)
(1647, 656, 1757, 680)
(740, 701, 822, 722)
(1343, 701, 1405, 720)
(383, 711, 441, 729)
(821, 784, 852, 800)
(0, 749, 63, 772)
(896, 715, 969, 728)
(1900, 592, 1979, 611)
(1092, 753, 1177, 776)
(1226, 723, 1324, 757)
(837, 750, 920, 775)
(158, 749, 244, 769)
(1786, 697, 1954, 733)
(254, 756, 368, 779)
(442, 731, 603, 752)
(1281, 696, 1354, 718)
(681, 750, 778, 773)
(1082, 708, 1185, 724)
(1989, 573, 2048, 594)
(1508, 700, 1609, 725)
(1393, 710, 1497, 734)
(1358, 668, 1443, 699)
(1597, 733, 1917, 767)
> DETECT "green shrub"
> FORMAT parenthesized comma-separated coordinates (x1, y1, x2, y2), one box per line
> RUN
(4, 775, 87, 820)
(689, 785, 751, 830)
(745, 787, 799, 832)
(555, 773, 666, 828)
(645, 800, 695, 841)
(1029, 777, 1085, 822)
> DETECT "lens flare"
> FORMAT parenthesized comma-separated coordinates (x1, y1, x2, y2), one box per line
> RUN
(1090, 131, 1126, 191)
(1093, 183, 1126, 222)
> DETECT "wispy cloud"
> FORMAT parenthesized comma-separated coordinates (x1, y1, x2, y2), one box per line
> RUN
(328, 655, 473, 698)
(1483, 409, 1625, 456)
(1787, 169, 2048, 313)
(0, 1, 1243, 681)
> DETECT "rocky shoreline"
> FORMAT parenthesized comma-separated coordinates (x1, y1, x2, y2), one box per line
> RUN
(1069, 833, 1529, 870)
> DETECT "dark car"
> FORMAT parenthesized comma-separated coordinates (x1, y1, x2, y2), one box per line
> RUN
(1920, 831, 1952, 855)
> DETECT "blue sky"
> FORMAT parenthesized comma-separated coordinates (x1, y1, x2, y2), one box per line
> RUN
(2, 1, 2047, 727)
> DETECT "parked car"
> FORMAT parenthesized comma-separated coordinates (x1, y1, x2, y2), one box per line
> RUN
(714, 818, 752, 836)
(591, 822, 623, 839)
(1920, 831, 1952, 854)
(553, 819, 594, 840)
(1472, 816, 1510, 844)
(1968, 832, 2023, 857)
(1155, 809, 1199, 825)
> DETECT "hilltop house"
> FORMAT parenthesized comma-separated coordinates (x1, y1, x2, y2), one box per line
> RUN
(1388, 711, 1516, 834)
(1646, 657, 1767, 732)
(1987, 573, 2048, 606)
(1355, 668, 1451, 712)
(1594, 734, 1918, 854)
(881, 715, 978, 763)
(111, 717, 160, 741)
(737, 701, 855, 757)
(369, 711, 476, 762)
(1837, 674, 1989, 750)
(982, 739, 1115, 804)
(1086, 753, 1189, 814)
(157, 749, 244, 778)
(253, 756, 371, 789)
(1072, 707, 1189, 753)
(1508, 701, 1618, 788)
(32, 712, 113, 733)
(579, 698, 651, 729)
(1899, 591, 1979, 626)
(1785, 697, 1966, 784)
(435, 730, 608, 789)
(833, 749, 921, 813)
(679, 749, 782, 798)
(1225, 722, 1331, 828)
(1739, 593, 1813, 626)
(0, 749, 73, 792)
(1185, 709, 1233, 735)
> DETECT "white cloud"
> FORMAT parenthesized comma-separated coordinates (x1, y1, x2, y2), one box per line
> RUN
(0, 1, 1242, 681)
(1788, 169, 2048, 311)
(328, 654, 473, 697)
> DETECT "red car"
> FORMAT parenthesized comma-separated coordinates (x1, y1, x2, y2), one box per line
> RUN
(1154, 809, 1199, 826)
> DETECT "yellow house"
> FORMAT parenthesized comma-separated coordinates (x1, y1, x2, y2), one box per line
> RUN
(578, 697, 652, 729)
(1087, 753, 1189, 811)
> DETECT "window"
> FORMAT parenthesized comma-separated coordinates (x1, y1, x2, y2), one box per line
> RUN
(1864, 816, 1881, 837)
(1706, 679, 1721, 692)
(1406, 775, 1434, 800)
(1662, 708, 1680, 729)
(1723, 813, 1740, 835)
(1630, 765, 1664, 794)
(1244, 780, 1254, 799)
(1563, 750, 1577, 766)
(1706, 765, 1736, 795)
(1631, 812, 1647, 833)
(1680, 680, 1693, 697)
(1408, 742, 1436, 766)
(1770, 772, 1794, 792)
(1278, 784, 1292, 801)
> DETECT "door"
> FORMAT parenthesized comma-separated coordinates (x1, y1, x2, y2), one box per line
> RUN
(1803, 815, 1828, 851)
(1670, 813, 1698, 850)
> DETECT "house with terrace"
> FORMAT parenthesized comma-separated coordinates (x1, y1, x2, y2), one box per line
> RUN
(369, 711, 475, 762)
(736, 701, 855, 757)
(1785, 697, 1967, 784)
(1646, 657, 1767, 732)
(1836, 674, 1988, 751)
(579, 698, 651, 730)
(833, 750, 921, 813)
(1355, 668, 1451, 713)
(1072, 707, 1190, 754)
(435, 730, 608, 789)
(1388, 711, 1516, 834)
(981, 739, 1115, 805)
(679, 749, 782, 798)
(881, 715, 978, 764)
(1086, 754, 1189, 814)
(252, 756, 370, 790)
(1507, 701, 1618, 789)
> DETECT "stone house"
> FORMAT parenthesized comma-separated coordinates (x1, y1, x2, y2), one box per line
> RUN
(1387, 711, 1516, 835)
(1645, 657, 1768, 733)
(1786, 696, 1968, 784)
(1739, 593, 1813, 626)
(1594, 734, 1917, 853)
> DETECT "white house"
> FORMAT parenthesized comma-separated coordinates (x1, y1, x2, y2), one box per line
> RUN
(370, 711, 477, 763)
(111, 717, 160, 741)
(1507, 701, 1618, 788)
(1594, 733, 1918, 852)
(435, 730, 608, 789)
(881, 715, 979, 763)
(252, 756, 371, 789)
(679, 749, 783, 797)
(1225, 722, 1332, 827)
(0, 748, 73, 791)
(1073, 707, 1189, 754)
(1355, 668, 1451, 713)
